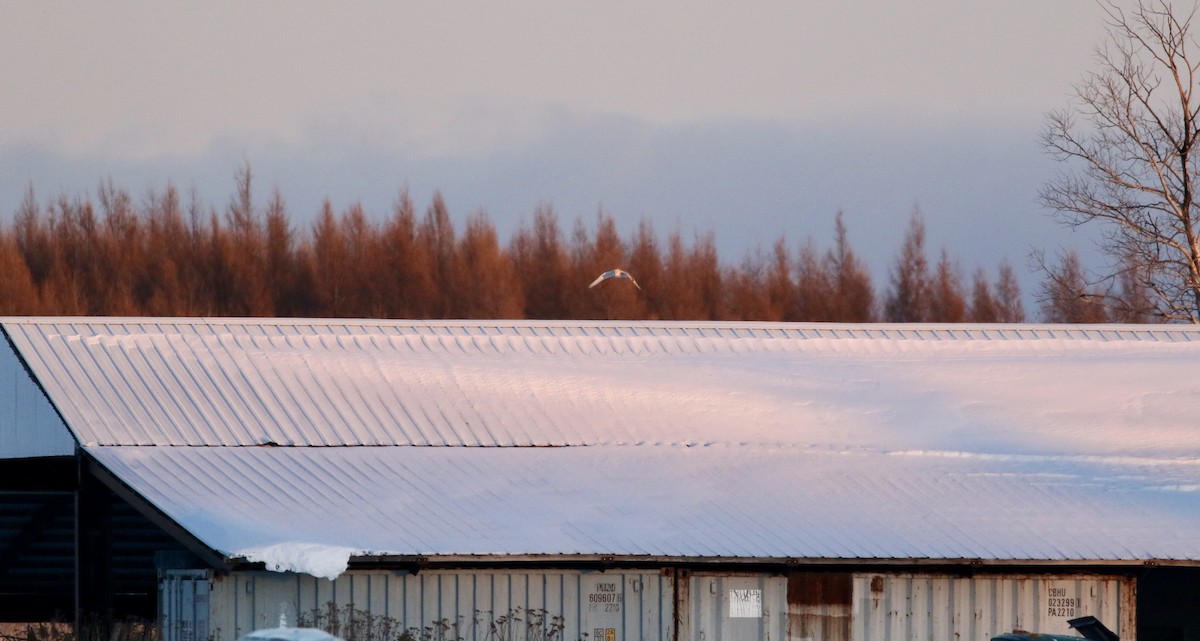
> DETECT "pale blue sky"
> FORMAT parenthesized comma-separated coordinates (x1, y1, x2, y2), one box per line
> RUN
(0, 1, 1115, 306)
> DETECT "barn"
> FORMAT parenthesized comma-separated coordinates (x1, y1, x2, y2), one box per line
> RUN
(2, 318, 1199, 641)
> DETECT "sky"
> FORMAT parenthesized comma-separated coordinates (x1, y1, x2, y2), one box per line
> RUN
(0, 1, 1120, 310)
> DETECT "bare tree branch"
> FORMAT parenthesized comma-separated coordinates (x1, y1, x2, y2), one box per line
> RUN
(1041, 0, 1200, 322)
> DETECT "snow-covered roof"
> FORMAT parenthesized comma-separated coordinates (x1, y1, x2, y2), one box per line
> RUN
(4, 318, 1200, 579)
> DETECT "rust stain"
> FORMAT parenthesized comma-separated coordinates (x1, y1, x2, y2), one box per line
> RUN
(1119, 576, 1137, 641)
(788, 572, 853, 606)
(787, 573, 852, 641)
(673, 569, 691, 641)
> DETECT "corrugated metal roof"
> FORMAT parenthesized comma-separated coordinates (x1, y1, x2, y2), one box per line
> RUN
(6, 318, 1200, 452)
(3, 318, 1200, 572)
(87, 443, 1200, 562)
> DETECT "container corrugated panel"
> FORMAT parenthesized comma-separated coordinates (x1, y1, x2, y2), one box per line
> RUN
(207, 569, 673, 641)
(161, 570, 212, 641)
(787, 572, 853, 641)
(0, 331, 75, 458)
(687, 573, 788, 641)
(850, 574, 1134, 641)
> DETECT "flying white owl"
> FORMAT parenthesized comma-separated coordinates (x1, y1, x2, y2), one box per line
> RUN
(588, 269, 642, 291)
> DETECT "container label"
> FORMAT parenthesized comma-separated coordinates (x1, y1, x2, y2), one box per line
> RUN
(587, 581, 623, 613)
(1046, 585, 1080, 618)
(729, 588, 762, 618)
(584, 578, 622, 641)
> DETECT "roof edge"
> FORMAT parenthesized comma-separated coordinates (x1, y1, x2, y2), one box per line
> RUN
(338, 553, 1199, 573)
(4, 316, 1200, 344)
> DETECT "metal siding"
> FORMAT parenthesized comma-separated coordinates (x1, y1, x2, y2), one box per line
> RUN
(206, 570, 671, 641)
(851, 575, 1131, 641)
(0, 333, 75, 457)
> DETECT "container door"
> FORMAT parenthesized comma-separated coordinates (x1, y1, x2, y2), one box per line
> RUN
(160, 569, 211, 641)
(578, 572, 674, 641)
(690, 574, 787, 641)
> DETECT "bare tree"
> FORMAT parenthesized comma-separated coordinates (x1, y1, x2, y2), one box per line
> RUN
(457, 210, 522, 319)
(826, 211, 876, 322)
(510, 204, 572, 319)
(627, 219, 664, 319)
(969, 268, 1001, 322)
(225, 164, 271, 315)
(379, 190, 436, 318)
(419, 192, 459, 317)
(1041, 0, 1200, 321)
(884, 210, 931, 322)
(764, 237, 795, 320)
(0, 229, 40, 314)
(994, 261, 1027, 323)
(794, 241, 835, 321)
(928, 249, 967, 322)
(1038, 250, 1112, 323)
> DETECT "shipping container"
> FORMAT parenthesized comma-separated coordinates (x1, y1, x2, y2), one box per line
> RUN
(204, 569, 673, 641)
(161, 570, 212, 641)
(160, 569, 1135, 641)
(685, 573, 788, 641)
(852, 574, 1134, 641)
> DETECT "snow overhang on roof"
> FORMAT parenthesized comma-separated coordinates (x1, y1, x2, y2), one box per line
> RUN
(4, 318, 1200, 579)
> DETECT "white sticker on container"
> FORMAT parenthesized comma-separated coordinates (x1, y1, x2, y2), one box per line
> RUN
(729, 588, 762, 618)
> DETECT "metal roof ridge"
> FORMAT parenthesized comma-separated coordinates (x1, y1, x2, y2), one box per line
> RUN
(0, 318, 1145, 330)
(5, 316, 1200, 339)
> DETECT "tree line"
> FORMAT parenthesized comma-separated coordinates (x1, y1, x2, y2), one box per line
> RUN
(0, 168, 1046, 322)
(6, 3, 1191, 323)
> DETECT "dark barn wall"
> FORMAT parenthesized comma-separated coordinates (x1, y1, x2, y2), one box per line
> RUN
(1138, 567, 1200, 641)
(0, 457, 77, 620)
(0, 457, 201, 623)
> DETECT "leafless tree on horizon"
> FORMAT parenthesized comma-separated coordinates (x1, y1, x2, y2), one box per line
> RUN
(1041, 0, 1200, 322)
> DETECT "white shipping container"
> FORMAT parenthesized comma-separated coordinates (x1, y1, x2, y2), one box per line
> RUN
(687, 574, 788, 641)
(161, 569, 1135, 641)
(161, 570, 212, 641)
(205, 569, 673, 641)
